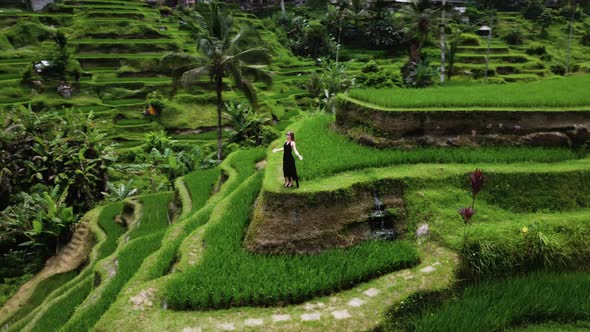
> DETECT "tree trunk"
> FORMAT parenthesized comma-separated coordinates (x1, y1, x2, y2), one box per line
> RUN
(440, 0, 446, 83)
(566, 0, 576, 74)
(280, 0, 285, 17)
(216, 68, 223, 162)
(484, 16, 493, 81)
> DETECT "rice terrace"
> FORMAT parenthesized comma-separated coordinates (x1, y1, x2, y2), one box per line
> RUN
(1, 0, 590, 331)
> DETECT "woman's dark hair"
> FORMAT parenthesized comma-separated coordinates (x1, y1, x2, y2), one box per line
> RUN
(286, 131, 295, 141)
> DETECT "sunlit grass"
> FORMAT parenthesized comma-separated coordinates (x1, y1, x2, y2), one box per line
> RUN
(348, 75, 590, 109)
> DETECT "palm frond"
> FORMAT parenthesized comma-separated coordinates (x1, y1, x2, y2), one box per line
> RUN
(241, 65, 272, 87)
(180, 66, 210, 87)
(230, 48, 272, 65)
(161, 52, 202, 68)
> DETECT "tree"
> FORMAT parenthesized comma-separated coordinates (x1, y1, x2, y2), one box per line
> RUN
(164, 2, 272, 161)
(399, 0, 438, 64)
(564, 0, 590, 73)
(538, 8, 553, 37)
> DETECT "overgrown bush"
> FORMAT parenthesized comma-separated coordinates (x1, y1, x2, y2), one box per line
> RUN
(522, 0, 545, 20)
(5, 19, 52, 48)
(503, 29, 524, 45)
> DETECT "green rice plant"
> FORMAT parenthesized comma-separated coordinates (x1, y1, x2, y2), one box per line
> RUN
(289, 116, 584, 181)
(58, 192, 172, 332)
(405, 180, 590, 280)
(182, 168, 220, 209)
(127, 149, 264, 283)
(408, 272, 590, 332)
(347, 75, 590, 109)
(8, 203, 125, 331)
(164, 171, 419, 310)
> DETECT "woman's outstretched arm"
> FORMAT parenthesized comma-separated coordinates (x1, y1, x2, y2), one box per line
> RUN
(272, 147, 284, 153)
(292, 142, 303, 160)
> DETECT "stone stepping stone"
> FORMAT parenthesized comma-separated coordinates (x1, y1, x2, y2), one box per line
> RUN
(301, 312, 321, 321)
(244, 318, 263, 327)
(363, 288, 381, 297)
(332, 310, 351, 320)
(304, 302, 326, 310)
(218, 323, 235, 331)
(347, 298, 365, 307)
(272, 314, 291, 322)
(420, 266, 436, 273)
(182, 328, 202, 332)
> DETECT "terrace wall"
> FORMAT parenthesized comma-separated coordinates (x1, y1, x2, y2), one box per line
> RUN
(245, 180, 405, 254)
(336, 99, 590, 148)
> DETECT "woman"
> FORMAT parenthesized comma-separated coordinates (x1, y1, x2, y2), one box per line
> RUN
(272, 131, 303, 188)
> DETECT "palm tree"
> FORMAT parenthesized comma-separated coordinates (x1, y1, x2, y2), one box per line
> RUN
(163, 2, 272, 161)
(399, 0, 438, 64)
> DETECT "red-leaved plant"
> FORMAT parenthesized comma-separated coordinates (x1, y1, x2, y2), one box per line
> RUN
(459, 169, 486, 266)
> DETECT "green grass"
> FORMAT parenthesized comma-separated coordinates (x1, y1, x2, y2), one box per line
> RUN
(164, 169, 419, 310)
(508, 321, 590, 332)
(405, 179, 590, 280)
(182, 168, 220, 209)
(60, 192, 172, 332)
(284, 115, 584, 181)
(408, 272, 590, 332)
(4, 271, 77, 325)
(347, 75, 590, 109)
(10, 204, 126, 332)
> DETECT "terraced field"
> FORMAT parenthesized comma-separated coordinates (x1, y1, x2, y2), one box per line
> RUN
(2, 2, 590, 332)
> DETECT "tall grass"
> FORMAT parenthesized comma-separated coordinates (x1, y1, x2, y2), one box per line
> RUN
(293, 116, 583, 181)
(7, 203, 125, 332)
(129, 149, 265, 283)
(405, 184, 590, 280)
(59, 193, 172, 332)
(348, 75, 590, 109)
(409, 272, 590, 332)
(182, 168, 220, 209)
(165, 171, 420, 310)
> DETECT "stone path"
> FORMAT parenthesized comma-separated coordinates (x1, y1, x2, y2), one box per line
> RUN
(118, 241, 457, 332)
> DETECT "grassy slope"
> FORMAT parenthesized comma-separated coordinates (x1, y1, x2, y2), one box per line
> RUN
(58, 193, 172, 332)
(165, 170, 419, 310)
(410, 272, 590, 332)
(347, 75, 590, 110)
(6, 203, 125, 331)
(264, 115, 586, 189)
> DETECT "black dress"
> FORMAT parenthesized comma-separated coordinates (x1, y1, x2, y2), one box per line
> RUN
(283, 141, 299, 187)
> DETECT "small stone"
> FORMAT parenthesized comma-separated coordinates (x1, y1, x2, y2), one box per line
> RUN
(244, 318, 263, 327)
(272, 314, 291, 322)
(363, 288, 381, 297)
(416, 224, 429, 238)
(347, 298, 365, 307)
(332, 310, 351, 320)
(403, 275, 415, 280)
(218, 323, 235, 331)
(420, 266, 436, 273)
(301, 312, 321, 321)
(433, 261, 441, 266)
(315, 302, 326, 308)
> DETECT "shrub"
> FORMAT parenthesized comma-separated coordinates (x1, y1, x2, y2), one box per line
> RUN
(459, 33, 480, 46)
(503, 29, 524, 45)
(522, 0, 545, 20)
(143, 130, 171, 152)
(581, 32, 590, 46)
(361, 60, 380, 73)
(525, 45, 547, 56)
